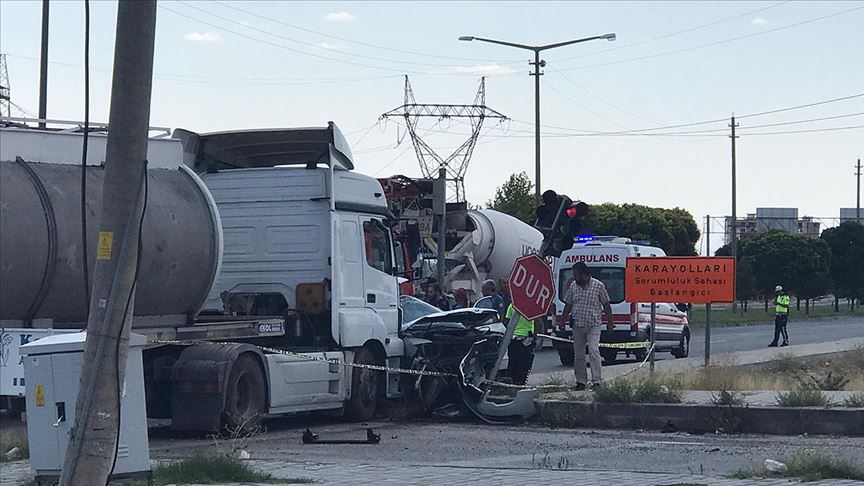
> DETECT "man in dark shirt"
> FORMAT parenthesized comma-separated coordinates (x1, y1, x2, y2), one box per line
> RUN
(425, 283, 451, 311)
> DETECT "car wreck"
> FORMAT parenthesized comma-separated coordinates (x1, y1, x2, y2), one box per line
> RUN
(399, 297, 538, 423)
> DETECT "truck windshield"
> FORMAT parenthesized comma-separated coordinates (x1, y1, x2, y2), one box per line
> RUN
(558, 266, 625, 304)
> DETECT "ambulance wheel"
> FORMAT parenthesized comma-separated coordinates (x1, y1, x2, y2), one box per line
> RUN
(672, 332, 690, 359)
(346, 347, 381, 421)
(222, 354, 266, 433)
(558, 347, 574, 367)
(600, 348, 617, 364)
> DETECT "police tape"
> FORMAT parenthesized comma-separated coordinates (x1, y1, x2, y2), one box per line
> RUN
(536, 333, 651, 349)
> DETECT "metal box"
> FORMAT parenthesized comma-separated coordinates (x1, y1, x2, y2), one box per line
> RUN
(21, 332, 151, 482)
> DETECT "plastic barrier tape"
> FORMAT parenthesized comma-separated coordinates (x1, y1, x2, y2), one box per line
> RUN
(536, 333, 651, 349)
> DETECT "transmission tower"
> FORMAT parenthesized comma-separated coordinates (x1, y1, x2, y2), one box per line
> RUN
(0, 54, 11, 118)
(381, 76, 507, 201)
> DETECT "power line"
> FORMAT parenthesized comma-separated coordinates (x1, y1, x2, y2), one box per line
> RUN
(741, 125, 864, 136)
(737, 94, 864, 119)
(738, 112, 864, 130)
(556, 6, 864, 72)
(211, 0, 522, 65)
(175, 1, 513, 70)
(555, 1, 791, 63)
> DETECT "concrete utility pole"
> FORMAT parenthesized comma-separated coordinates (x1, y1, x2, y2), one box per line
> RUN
(60, 2, 156, 485)
(729, 116, 739, 313)
(38, 0, 49, 127)
(856, 158, 862, 223)
(435, 168, 447, 286)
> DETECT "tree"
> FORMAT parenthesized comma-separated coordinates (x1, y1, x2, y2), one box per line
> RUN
(486, 172, 535, 224)
(717, 231, 833, 314)
(583, 203, 700, 256)
(821, 222, 864, 310)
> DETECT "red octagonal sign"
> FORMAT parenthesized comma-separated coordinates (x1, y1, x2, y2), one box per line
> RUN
(508, 254, 555, 321)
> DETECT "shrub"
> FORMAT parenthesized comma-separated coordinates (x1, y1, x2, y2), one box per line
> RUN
(843, 392, 864, 408)
(594, 377, 682, 404)
(776, 387, 832, 407)
(731, 450, 864, 481)
(152, 454, 310, 484)
(0, 432, 28, 462)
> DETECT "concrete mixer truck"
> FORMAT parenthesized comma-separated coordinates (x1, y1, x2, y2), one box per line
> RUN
(377, 175, 544, 301)
(0, 121, 409, 431)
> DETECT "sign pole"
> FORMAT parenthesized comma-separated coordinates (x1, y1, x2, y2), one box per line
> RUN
(705, 215, 712, 367)
(649, 303, 656, 374)
(489, 313, 521, 381)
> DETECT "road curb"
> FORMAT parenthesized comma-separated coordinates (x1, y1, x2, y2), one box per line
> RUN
(534, 399, 864, 436)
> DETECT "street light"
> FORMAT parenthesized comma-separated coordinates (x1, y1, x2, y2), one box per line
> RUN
(460, 33, 616, 205)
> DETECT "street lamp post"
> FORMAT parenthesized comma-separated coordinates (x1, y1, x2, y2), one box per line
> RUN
(459, 33, 615, 206)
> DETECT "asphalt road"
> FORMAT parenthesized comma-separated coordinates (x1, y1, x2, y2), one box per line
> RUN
(532, 315, 864, 376)
(146, 418, 864, 480)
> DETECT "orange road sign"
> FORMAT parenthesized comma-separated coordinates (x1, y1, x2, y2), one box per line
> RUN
(625, 256, 736, 304)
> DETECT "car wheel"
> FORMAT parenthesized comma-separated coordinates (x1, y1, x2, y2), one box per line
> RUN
(672, 333, 690, 359)
(346, 347, 381, 421)
(222, 354, 266, 433)
(558, 346, 575, 367)
(600, 348, 617, 364)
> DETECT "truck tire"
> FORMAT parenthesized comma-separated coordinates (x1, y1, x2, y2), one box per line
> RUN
(672, 332, 690, 359)
(346, 347, 381, 421)
(557, 346, 574, 367)
(600, 348, 617, 364)
(222, 354, 266, 432)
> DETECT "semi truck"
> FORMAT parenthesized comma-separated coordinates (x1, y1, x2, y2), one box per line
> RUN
(0, 121, 411, 431)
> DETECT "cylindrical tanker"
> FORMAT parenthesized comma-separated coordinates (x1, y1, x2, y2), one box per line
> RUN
(0, 131, 221, 328)
(466, 209, 543, 281)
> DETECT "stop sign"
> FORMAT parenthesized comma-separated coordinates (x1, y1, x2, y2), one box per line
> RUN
(508, 254, 555, 321)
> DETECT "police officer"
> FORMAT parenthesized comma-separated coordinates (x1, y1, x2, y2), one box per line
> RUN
(504, 304, 536, 386)
(769, 285, 790, 347)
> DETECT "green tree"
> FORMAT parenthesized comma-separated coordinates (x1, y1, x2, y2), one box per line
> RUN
(583, 203, 700, 256)
(821, 222, 864, 310)
(486, 172, 535, 224)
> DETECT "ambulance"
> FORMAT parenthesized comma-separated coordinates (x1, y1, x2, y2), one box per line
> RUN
(551, 237, 691, 366)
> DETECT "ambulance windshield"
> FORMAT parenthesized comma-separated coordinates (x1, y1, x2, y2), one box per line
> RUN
(558, 266, 625, 304)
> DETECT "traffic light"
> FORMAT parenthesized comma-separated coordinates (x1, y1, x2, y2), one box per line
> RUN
(535, 190, 589, 258)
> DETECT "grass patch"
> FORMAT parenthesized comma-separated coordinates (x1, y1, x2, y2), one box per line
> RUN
(732, 449, 864, 481)
(151, 453, 312, 485)
(593, 376, 683, 404)
(688, 303, 863, 327)
(0, 432, 28, 462)
(776, 387, 832, 407)
(843, 392, 864, 408)
(711, 389, 748, 407)
(664, 348, 864, 392)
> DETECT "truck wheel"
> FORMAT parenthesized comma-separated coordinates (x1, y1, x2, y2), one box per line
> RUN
(600, 348, 617, 364)
(222, 354, 266, 433)
(672, 333, 690, 359)
(557, 347, 574, 367)
(346, 347, 381, 421)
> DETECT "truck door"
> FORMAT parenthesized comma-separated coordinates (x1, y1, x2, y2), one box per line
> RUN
(361, 217, 399, 333)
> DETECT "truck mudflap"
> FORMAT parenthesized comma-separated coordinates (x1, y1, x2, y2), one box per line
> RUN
(169, 342, 267, 431)
(457, 338, 538, 424)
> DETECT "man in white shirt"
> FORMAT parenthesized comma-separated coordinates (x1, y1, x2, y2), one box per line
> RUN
(561, 262, 614, 391)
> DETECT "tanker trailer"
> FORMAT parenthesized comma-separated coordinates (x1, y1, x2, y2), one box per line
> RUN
(0, 126, 221, 329)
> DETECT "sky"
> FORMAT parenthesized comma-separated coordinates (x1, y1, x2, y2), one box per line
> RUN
(2, 1, 863, 254)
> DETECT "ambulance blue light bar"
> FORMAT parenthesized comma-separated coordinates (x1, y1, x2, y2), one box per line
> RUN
(574, 234, 595, 243)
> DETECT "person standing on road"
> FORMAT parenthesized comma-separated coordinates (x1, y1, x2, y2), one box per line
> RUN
(504, 304, 536, 386)
(561, 262, 614, 391)
(769, 285, 790, 347)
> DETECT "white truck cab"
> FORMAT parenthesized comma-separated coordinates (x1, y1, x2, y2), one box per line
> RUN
(552, 237, 690, 365)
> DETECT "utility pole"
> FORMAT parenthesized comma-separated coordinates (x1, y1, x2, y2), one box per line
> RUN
(38, 0, 49, 127)
(705, 214, 711, 367)
(531, 51, 544, 206)
(729, 116, 739, 313)
(60, 2, 156, 485)
(435, 168, 447, 287)
(856, 158, 862, 223)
